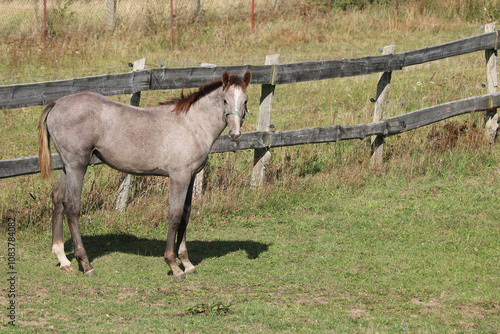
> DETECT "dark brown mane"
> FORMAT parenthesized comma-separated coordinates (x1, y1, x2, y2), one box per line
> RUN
(159, 75, 247, 113)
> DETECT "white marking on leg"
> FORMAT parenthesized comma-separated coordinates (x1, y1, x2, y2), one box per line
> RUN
(52, 242, 71, 268)
(179, 247, 197, 275)
(183, 261, 197, 275)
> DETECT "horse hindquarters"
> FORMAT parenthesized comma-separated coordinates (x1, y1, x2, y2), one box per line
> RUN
(42, 98, 97, 276)
(38, 104, 71, 271)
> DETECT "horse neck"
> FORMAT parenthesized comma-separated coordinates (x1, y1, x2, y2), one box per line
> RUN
(187, 87, 227, 142)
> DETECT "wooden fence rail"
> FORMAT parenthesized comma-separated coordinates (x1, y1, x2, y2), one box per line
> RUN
(0, 30, 498, 110)
(2, 92, 499, 179)
(0, 26, 498, 183)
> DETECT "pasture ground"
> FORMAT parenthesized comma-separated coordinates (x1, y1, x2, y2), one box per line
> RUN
(1, 1, 500, 332)
(2, 154, 499, 332)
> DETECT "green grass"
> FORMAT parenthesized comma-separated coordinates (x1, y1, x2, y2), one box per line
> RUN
(2, 154, 499, 332)
(1, 1, 500, 332)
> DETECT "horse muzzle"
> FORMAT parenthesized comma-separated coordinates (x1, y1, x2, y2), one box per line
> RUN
(225, 111, 242, 142)
(228, 128, 242, 141)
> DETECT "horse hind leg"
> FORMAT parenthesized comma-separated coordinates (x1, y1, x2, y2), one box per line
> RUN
(51, 173, 72, 271)
(63, 166, 96, 276)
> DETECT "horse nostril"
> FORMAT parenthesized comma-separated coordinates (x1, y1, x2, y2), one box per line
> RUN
(229, 130, 241, 141)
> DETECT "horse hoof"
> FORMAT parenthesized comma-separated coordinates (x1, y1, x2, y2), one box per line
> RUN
(185, 268, 198, 275)
(84, 268, 97, 277)
(174, 273, 186, 280)
(60, 265, 73, 272)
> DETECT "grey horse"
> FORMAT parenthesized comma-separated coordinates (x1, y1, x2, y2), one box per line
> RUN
(38, 70, 252, 279)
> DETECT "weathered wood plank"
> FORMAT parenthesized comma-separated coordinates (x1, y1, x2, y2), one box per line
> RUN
(401, 31, 497, 67)
(0, 155, 43, 178)
(388, 92, 500, 131)
(211, 93, 500, 152)
(3, 92, 500, 179)
(1, 31, 497, 111)
(209, 119, 406, 154)
(149, 65, 268, 90)
(0, 154, 101, 179)
(0, 122, 403, 178)
(273, 54, 404, 84)
(0, 71, 150, 110)
(0, 56, 404, 110)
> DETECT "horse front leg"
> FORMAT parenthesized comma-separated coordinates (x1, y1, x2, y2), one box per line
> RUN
(177, 176, 197, 275)
(164, 174, 192, 280)
(51, 173, 72, 271)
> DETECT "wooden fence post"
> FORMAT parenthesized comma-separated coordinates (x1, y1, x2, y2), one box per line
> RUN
(192, 0, 201, 15)
(251, 54, 280, 187)
(484, 23, 498, 144)
(370, 45, 396, 167)
(105, 0, 117, 31)
(115, 59, 145, 212)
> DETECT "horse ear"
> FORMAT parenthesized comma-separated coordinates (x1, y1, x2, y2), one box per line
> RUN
(243, 70, 252, 87)
(222, 70, 230, 87)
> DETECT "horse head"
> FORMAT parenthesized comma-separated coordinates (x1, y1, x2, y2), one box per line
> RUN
(222, 70, 252, 141)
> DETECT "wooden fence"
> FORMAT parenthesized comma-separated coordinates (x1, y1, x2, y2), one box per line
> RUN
(0, 24, 498, 183)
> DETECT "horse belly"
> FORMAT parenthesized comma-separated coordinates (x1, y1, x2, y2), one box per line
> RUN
(94, 140, 170, 176)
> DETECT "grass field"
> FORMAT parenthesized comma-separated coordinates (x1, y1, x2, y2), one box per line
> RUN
(2, 158, 499, 332)
(1, 0, 499, 332)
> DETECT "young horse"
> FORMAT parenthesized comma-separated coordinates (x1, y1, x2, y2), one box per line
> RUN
(38, 70, 251, 279)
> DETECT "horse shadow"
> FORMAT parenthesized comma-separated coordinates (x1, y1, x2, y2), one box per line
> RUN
(64, 233, 270, 273)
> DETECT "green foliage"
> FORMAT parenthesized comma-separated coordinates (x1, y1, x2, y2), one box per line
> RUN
(47, 0, 75, 36)
(187, 302, 232, 316)
(323, 0, 500, 22)
(422, 0, 500, 22)
(327, 0, 390, 11)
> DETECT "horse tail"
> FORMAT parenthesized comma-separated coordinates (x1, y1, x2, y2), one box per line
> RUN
(38, 102, 55, 180)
